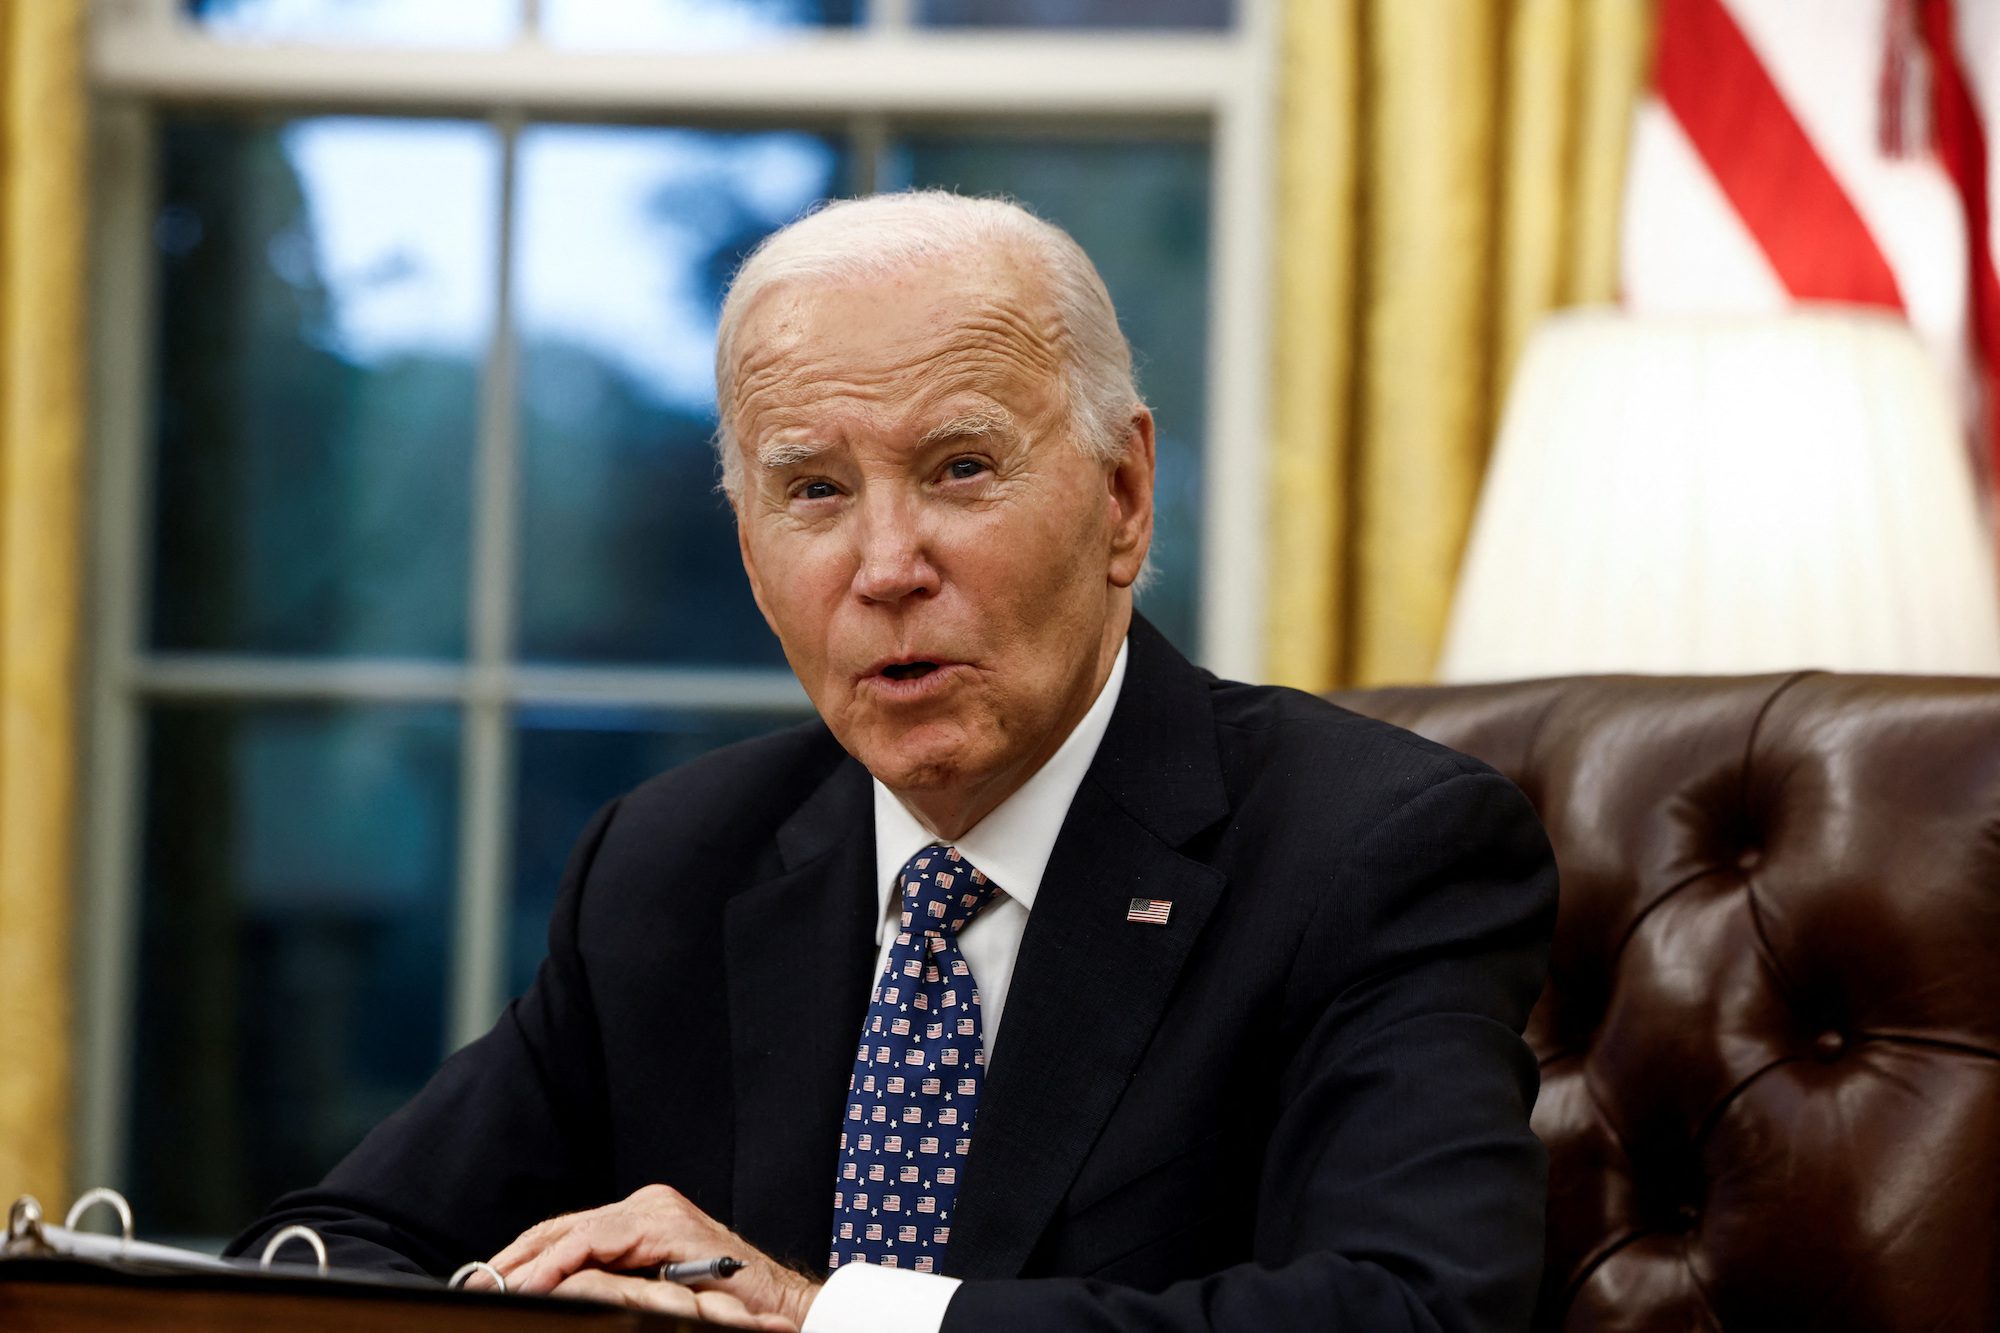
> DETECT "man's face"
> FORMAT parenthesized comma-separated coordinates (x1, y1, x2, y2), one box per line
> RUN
(727, 249, 1154, 837)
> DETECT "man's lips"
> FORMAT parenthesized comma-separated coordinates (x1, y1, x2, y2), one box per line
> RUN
(857, 657, 969, 700)
(859, 654, 962, 679)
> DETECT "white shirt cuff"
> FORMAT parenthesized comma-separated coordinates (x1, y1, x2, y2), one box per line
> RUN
(803, 1261, 963, 1333)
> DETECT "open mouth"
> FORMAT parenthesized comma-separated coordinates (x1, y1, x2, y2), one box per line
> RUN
(880, 661, 941, 682)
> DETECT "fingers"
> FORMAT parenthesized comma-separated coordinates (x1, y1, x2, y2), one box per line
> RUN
(490, 1187, 679, 1277)
(509, 1213, 654, 1295)
(552, 1269, 699, 1315)
(480, 1185, 805, 1326)
(549, 1270, 798, 1331)
(488, 1212, 568, 1277)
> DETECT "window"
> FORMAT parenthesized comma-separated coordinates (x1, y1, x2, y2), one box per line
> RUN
(82, 0, 1274, 1240)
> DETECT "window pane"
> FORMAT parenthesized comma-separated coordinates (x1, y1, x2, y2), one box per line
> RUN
(184, 0, 519, 46)
(513, 125, 846, 666)
(128, 703, 461, 1238)
(916, 0, 1232, 28)
(886, 136, 1210, 652)
(540, 0, 856, 49)
(507, 707, 807, 993)
(151, 116, 494, 659)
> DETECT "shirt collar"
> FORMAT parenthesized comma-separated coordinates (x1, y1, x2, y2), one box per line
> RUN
(870, 638, 1130, 940)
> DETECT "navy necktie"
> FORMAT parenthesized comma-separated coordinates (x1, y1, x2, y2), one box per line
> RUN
(829, 845, 1000, 1273)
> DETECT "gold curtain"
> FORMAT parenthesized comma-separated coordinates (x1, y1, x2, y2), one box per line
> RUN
(0, 0, 87, 1206)
(1268, 0, 1655, 689)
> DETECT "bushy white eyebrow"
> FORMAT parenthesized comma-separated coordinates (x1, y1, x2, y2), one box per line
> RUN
(919, 409, 1016, 448)
(757, 439, 829, 471)
(756, 410, 1016, 474)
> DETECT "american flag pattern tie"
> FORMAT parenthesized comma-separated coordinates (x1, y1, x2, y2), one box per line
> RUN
(829, 845, 999, 1273)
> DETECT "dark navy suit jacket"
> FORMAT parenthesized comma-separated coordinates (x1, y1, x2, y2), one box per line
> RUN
(232, 616, 1558, 1331)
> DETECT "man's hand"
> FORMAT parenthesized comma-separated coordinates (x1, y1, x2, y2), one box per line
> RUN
(478, 1184, 822, 1331)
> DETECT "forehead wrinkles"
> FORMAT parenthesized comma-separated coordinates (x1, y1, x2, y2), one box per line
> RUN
(729, 284, 1069, 437)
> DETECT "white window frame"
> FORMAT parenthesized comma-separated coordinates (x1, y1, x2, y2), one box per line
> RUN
(78, 0, 1276, 1197)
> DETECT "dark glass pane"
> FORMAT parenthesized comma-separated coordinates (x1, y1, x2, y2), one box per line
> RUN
(887, 137, 1210, 652)
(917, 0, 1232, 28)
(507, 707, 807, 993)
(184, 0, 518, 46)
(541, 0, 857, 48)
(151, 115, 494, 658)
(513, 126, 846, 666)
(128, 703, 461, 1238)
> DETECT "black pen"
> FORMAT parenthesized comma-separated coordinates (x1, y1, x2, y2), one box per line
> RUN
(659, 1256, 745, 1284)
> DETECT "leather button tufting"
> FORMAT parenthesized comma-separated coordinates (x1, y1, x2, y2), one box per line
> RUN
(1323, 673, 2000, 1331)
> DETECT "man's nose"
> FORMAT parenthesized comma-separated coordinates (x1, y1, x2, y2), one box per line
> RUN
(851, 490, 940, 605)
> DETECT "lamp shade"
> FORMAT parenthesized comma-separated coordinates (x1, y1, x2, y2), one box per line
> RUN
(1438, 309, 2000, 681)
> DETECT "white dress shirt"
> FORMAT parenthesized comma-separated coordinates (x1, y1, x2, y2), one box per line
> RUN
(803, 640, 1130, 1333)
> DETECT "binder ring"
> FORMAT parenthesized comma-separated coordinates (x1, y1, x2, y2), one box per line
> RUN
(63, 1187, 134, 1247)
(6, 1195, 45, 1246)
(449, 1260, 507, 1293)
(259, 1224, 329, 1275)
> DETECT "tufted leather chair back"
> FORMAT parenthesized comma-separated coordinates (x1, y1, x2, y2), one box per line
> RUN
(1331, 672, 2000, 1332)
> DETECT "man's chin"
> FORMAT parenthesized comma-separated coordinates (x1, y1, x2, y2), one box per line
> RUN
(850, 729, 986, 798)
(862, 750, 969, 796)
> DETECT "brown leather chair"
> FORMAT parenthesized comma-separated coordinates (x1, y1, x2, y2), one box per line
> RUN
(1332, 671, 2000, 1332)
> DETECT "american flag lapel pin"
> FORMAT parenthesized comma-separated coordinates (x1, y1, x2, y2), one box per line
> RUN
(1126, 897, 1173, 926)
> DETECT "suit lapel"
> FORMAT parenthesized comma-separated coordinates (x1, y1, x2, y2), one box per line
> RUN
(948, 617, 1231, 1279)
(725, 756, 877, 1271)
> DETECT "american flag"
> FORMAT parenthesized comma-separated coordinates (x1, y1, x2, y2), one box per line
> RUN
(1626, 0, 2000, 480)
(1127, 898, 1173, 925)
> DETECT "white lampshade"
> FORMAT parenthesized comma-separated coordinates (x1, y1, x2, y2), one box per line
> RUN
(1439, 308, 2000, 681)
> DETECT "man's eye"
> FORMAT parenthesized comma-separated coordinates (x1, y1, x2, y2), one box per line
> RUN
(796, 480, 840, 501)
(944, 457, 988, 481)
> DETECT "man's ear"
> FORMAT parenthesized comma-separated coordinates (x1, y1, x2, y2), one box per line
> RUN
(1106, 406, 1156, 590)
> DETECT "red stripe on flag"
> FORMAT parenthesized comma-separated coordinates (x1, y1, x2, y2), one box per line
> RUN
(1922, 0, 2000, 486)
(1656, 0, 1906, 309)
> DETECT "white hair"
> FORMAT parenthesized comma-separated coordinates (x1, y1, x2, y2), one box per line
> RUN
(712, 190, 1143, 497)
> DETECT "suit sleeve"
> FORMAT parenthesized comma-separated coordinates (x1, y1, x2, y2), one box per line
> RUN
(943, 770, 1558, 1333)
(223, 799, 624, 1276)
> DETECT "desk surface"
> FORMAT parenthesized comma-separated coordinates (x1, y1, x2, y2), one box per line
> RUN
(0, 1255, 709, 1332)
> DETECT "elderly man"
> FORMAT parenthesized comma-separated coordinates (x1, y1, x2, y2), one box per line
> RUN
(232, 192, 1557, 1333)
